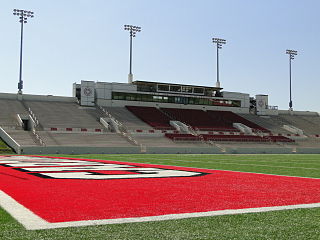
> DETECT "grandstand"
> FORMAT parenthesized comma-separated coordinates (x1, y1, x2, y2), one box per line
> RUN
(0, 79, 320, 154)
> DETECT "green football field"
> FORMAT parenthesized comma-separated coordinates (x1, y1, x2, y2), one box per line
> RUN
(1, 154, 320, 240)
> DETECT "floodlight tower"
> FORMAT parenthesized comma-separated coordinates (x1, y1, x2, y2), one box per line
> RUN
(286, 49, 298, 111)
(13, 9, 34, 94)
(124, 25, 142, 84)
(212, 37, 226, 88)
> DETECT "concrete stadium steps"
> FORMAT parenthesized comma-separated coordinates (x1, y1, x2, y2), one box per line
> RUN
(5, 130, 39, 146)
(277, 114, 320, 135)
(104, 107, 153, 130)
(0, 99, 28, 127)
(238, 114, 292, 134)
(37, 131, 134, 147)
(24, 101, 103, 129)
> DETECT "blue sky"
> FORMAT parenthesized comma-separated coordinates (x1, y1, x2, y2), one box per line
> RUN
(0, 0, 319, 111)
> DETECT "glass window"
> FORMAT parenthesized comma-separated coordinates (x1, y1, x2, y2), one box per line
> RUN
(112, 91, 241, 107)
(181, 86, 192, 93)
(157, 84, 169, 92)
(170, 85, 181, 92)
(193, 87, 204, 94)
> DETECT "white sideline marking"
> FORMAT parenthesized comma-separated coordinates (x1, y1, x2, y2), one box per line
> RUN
(0, 190, 319, 230)
(0, 190, 49, 229)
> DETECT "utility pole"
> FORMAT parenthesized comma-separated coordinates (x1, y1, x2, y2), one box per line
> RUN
(212, 38, 226, 88)
(124, 25, 142, 84)
(13, 9, 34, 94)
(286, 49, 297, 111)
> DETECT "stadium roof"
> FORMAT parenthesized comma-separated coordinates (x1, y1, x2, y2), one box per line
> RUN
(133, 80, 223, 91)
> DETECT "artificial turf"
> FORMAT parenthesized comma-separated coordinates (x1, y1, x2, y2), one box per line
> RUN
(0, 154, 319, 240)
(0, 138, 13, 154)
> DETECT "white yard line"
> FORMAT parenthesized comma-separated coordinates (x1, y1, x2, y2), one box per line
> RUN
(111, 156, 320, 170)
(100, 158, 320, 179)
(164, 159, 320, 170)
(106, 155, 320, 165)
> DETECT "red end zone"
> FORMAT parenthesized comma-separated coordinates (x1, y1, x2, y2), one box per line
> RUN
(0, 155, 320, 230)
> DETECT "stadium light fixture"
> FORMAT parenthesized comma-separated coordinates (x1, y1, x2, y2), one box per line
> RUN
(286, 49, 298, 111)
(124, 25, 142, 84)
(212, 38, 226, 88)
(13, 9, 35, 94)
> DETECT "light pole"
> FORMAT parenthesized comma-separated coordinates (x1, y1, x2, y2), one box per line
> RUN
(13, 9, 34, 94)
(212, 37, 226, 88)
(286, 49, 297, 111)
(124, 25, 141, 84)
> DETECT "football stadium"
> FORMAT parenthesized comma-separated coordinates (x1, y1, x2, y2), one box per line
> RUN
(1, 73, 320, 239)
(1, 78, 320, 155)
(1, 3, 320, 240)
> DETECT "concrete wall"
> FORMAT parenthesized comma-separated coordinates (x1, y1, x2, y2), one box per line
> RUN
(0, 92, 77, 103)
(20, 146, 141, 155)
(16, 144, 320, 154)
(278, 110, 319, 116)
(224, 147, 294, 154)
(222, 91, 250, 108)
(80, 81, 95, 106)
(95, 82, 137, 100)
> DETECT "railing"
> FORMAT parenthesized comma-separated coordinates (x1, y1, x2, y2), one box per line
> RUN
(99, 106, 141, 146)
(99, 106, 124, 130)
(28, 107, 39, 127)
(32, 129, 46, 146)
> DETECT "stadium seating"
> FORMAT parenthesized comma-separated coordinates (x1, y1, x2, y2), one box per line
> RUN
(38, 132, 134, 147)
(206, 110, 270, 132)
(24, 101, 102, 129)
(126, 106, 174, 130)
(0, 99, 28, 128)
(238, 114, 291, 134)
(126, 106, 269, 132)
(161, 108, 237, 131)
(262, 135, 295, 143)
(165, 133, 294, 143)
(165, 133, 202, 141)
(104, 107, 153, 130)
(161, 108, 268, 132)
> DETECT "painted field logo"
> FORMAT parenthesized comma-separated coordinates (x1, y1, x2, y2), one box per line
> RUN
(0, 156, 205, 180)
(0, 155, 320, 230)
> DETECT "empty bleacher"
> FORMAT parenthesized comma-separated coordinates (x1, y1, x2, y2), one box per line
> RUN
(38, 132, 133, 147)
(24, 101, 103, 129)
(161, 108, 268, 132)
(238, 114, 292, 135)
(126, 106, 269, 133)
(207, 110, 270, 132)
(239, 113, 320, 136)
(105, 107, 153, 130)
(277, 114, 320, 135)
(0, 96, 318, 153)
(161, 108, 235, 131)
(5, 130, 39, 146)
(126, 106, 174, 130)
(165, 133, 293, 143)
(0, 99, 28, 128)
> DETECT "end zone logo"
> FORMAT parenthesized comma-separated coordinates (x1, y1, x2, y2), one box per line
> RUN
(0, 156, 206, 180)
(0, 155, 319, 230)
